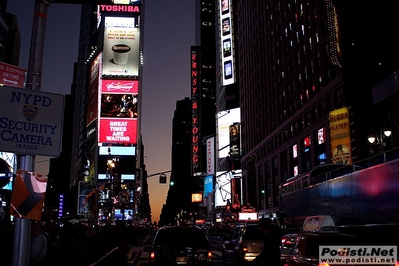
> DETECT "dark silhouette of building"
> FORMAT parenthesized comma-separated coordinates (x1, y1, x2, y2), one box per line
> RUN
(160, 98, 192, 225)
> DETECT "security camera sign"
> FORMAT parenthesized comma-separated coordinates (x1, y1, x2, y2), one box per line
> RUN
(0, 86, 64, 157)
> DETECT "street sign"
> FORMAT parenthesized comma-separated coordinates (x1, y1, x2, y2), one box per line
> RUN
(0, 62, 26, 88)
(0, 86, 65, 157)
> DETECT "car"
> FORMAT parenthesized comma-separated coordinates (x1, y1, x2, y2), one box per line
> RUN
(280, 215, 379, 266)
(222, 223, 264, 265)
(148, 225, 212, 265)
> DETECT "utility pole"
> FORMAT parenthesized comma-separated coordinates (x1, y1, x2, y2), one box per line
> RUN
(13, 1, 49, 265)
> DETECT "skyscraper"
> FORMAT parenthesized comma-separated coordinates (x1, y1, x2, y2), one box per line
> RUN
(236, 0, 399, 217)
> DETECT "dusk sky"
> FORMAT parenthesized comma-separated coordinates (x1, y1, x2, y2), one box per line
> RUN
(7, 1, 195, 223)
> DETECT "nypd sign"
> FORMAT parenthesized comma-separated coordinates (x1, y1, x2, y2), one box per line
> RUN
(0, 86, 64, 157)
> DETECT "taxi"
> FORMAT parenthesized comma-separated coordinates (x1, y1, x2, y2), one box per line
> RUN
(280, 215, 369, 266)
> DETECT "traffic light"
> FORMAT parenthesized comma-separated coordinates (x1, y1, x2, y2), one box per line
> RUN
(159, 174, 167, 184)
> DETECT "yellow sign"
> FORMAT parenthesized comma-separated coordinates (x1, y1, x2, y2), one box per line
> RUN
(329, 107, 352, 164)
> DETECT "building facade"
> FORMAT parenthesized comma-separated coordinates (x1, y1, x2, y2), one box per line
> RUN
(236, 0, 399, 218)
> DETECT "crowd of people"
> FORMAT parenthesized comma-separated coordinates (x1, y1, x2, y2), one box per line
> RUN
(0, 220, 152, 266)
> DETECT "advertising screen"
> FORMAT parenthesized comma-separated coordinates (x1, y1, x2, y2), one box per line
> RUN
(102, 17, 140, 77)
(97, 155, 136, 180)
(219, 0, 235, 85)
(87, 54, 101, 127)
(204, 175, 213, 196)
(215, 171, 231, 207)
(124, 209, 133, 220)
(98, 79, 139, 145)
(99, 118, 137, 144)
(217, 108, 241, 158)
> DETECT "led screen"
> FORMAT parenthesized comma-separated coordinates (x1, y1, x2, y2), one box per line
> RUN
(219, 0, 235, 85)
(217, 108, 241, 158)
(102, 17, 140, 77)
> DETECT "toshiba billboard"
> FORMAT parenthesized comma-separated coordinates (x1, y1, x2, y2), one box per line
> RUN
(102, 16, 140, 77)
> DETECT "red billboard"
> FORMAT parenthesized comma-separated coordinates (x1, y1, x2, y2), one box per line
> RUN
(99, 118, 137, 144)
(101, 79, 138, 93)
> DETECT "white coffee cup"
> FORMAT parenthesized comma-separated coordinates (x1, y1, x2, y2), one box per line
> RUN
(112, 44, 131, 65)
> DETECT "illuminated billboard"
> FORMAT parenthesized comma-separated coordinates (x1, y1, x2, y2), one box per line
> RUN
(217, 107, 241, 158)
(215, 171, 231, 207)
(102, 16, 140, 77)
(204, 175, 213, 196)
(98, 78, 138, 145)
(97, 154, 136, 182)
(87, 54, 101, 127)
(98, 118, 137, 144)
(219, 0, 235, 86)
(329, 107, 352, 164)
(191, 48, 200, 172)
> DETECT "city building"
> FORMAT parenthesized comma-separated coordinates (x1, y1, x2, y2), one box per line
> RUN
(236, 0, 399, 219)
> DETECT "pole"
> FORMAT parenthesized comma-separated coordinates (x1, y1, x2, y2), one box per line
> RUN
(13, 1, 49, 265)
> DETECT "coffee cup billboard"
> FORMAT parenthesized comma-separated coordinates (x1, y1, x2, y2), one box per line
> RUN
(112, 44, 131, 65)
(102, 16, 140, 77)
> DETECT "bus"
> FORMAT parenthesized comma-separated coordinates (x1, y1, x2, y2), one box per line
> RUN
(279, 159, 399, 232)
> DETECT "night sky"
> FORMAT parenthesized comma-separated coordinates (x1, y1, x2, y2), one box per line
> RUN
(7, 1, 195, 223)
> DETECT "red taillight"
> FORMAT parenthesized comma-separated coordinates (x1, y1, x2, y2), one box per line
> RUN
(395, 260, 399, 266)
(241, 243, 248, 253)
(150, 251, 155, 260)
(318, 263, 329, 266)
(207, 251, 212, 259)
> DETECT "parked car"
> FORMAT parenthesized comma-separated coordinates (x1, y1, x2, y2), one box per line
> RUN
(281, 215, 374, 266)
(222, 223, 264, 265)
(148, 225, 212, 265)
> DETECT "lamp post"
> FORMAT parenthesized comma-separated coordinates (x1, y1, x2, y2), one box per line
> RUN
(367, 124, 392, 161)
(107, 148, 115, 223)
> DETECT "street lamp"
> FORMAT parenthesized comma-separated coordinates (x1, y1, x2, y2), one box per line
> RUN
(107, 148, 115, 223)
(367, 123, 393, 164)
(367, 126, 392, 152)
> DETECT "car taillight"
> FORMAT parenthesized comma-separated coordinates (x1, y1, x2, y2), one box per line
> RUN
(207, 251, 212, 260)
(318, 263, 329, 266)
(395, 260, 399, 266)
(241, 243, 248, 253)
(150, 251, 156, 260)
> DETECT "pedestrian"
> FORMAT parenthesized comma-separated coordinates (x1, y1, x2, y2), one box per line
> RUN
(252, 218, 282, 266)
(30, 222, 48, 266)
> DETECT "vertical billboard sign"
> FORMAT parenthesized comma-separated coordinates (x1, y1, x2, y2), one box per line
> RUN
(191, 48, 200, 173)
(98, 79, 139, 145)
(329, 107, 352, 164)
(215, 171, 231, 207)
(87, 54, 101, 127)
(217, 107, 241, 158)
(102, 16, 140, 77)
(206, 137, 215, 175)
(219, 0, 235, 86)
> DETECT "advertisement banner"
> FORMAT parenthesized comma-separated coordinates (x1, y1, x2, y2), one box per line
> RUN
(329, 107, 352, 164)
(217, 107, 241, 158)
(101, 79, 139, 94)
(10, 170, 48, 221)
(206, 137, 215, 175)
(87, 54, 101, 127)
(219, 0, 235, 86)
(102, 17, 140, 77)
(99, 118, 137, 144)
(0, 86, 64, 156)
